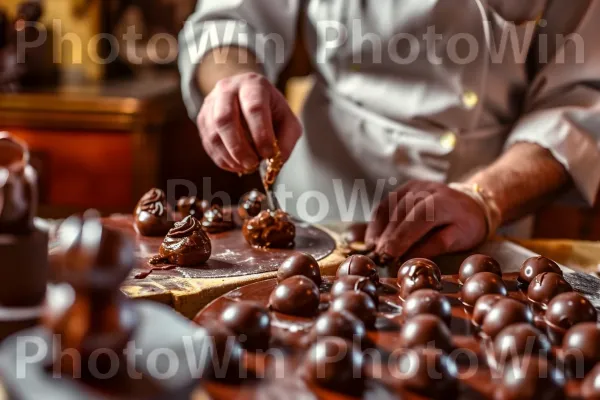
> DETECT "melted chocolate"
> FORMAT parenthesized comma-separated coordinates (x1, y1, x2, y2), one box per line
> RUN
(134, 188, 173, 237)
(243, 209, 295, 249)
(157, 216, 211, 266)
(201, 205, 235, 233)
(238, 190, 267, 220)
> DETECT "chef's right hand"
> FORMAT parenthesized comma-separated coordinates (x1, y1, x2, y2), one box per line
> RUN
(197, 73, 302, 173)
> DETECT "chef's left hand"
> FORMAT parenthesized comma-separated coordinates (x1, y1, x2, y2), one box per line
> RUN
(365, 181, 487, 261)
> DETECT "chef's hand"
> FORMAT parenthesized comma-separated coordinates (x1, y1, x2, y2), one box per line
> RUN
(197, 73, 302, 173)
(365, 181, 487, 261)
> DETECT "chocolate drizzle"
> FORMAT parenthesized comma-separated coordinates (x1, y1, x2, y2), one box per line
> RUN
(133, 188, 173, 237)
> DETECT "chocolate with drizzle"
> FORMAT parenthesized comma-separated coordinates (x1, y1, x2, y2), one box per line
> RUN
(134, 188, 173, 237)
(156, 215, 212, 266)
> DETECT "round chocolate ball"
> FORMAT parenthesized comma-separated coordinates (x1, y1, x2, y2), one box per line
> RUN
(458, 254, 502, 284)
(527, 272, 572, 309)
(277, 253, 321, 285)
(392, 348, 458, 399)
(330, 276, 378, 304)
(402, 289, 452, 326)
(562, 322, 600, 373)
(398, 258, 442, 282)
(219, 302, 271, 350)
(134, 188, 174, 237)
(330, 291, 377, 328)
(518, 256, 562, 286)
(238, 189, 267, 220)
(197, 322, 244, 380)
(269, 276, 320, 317)
(581, 364, 600, 399)
(398, 264, 443, 300)
(492, 324, 551, 367)
(472, 294, 506, 328)
(460, 272, 508, 307)
(399, 314, 454, 354)
(481, 298, 533, 339)
(336, 255, 379, 284)
(544, 292, 597, 343)
(310, 311, 367, 343)
(495, 356, 565, 400)
(304, 338, 365, 393)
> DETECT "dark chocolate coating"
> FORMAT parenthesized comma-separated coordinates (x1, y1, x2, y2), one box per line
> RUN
(458, 254, 502, 284)
(330, 276, 378, 304)
(402, 289, 452, 326)
(310, 311, 367, 343)
(342, 223, 368, 244)
(197, 322, 244, 380)
(495, 356, 565, 400)
(518, 256, 562, 285)
(277, 252, 321, 285)
(562, 322, 600, 373)
(492, 324, 551, 367)
(581, 364, 600, 399)
(269, 276, 320, 317)
(398, 258, 442, 282)
(460, 272, 508, 307)
(201, 205, 235, 233)
(219, 301, 271, 350)
(527, 272, 572, 309)
(176, 196, 210, 219)
(158, 216, 212, 266)
(134, 188, 173, 237)
(544, 292, 597, 342)
(330, 291, 377, 328)
(392, 348, 458, 399)
(481, 298, 533, 339)
(472, 294, 506, 328)
(237, 190, 266, 220)
(336, 255, 379, 284)
(399, 314, 454, 353)
(398, 264, 443, 300)
(243, 209, 296, 248)
(304, 338, 365, 393)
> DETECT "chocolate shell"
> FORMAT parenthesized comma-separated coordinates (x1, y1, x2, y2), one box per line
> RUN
(158, 215, 212, 266)
(134, 188, 173, 237)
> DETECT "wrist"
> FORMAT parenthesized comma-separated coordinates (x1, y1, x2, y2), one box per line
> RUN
(448, 182, 503, 239)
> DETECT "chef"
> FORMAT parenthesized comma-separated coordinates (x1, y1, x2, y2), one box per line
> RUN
(178, 0, 600, 261)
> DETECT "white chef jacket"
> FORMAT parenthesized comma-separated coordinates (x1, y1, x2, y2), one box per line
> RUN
(178, 0, 600, 224)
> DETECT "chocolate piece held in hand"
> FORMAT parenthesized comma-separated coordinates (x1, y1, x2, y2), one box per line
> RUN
(337, 255, 380, 284)
(134, 188, 173, 237)
(393, 348, 458, 399)
(480, 298, 533, 339)
(218, 302, 271, 350)
(158, 216, 211, 266)
(269, 276, 320, 317)
(201, 205, 235, 233)
(544, 292, 597, 343)
(460, 272, 507, 307)
(176, 196, 210, 219)
(277, 253, 321, 285)
(458, 254, 502, 284)
(243, 209, 295, 249)
(402, 289, 452, 326)
(527, 272, 572, 309)
(496, 356, 565, 400)
(518, 256, 562, 286)
(238, 189, 267, 220)
(398, 260, 443, 300)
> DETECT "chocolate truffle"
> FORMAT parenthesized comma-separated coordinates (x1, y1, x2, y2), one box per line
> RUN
(481, 298, 533, 339)
(458, 254, 502, 284)
(134, 188, 173, 236)
(243, 209, 296, 249)
(336, 255, 380, 284)
(277, 253, 321, 285)
(581, 364, 600, 399)
(398, 258, 442, 282)
(402, 289, 452, 326)
(397, 263, 442, 300)
(472, 294, 506, 328)
(460, 272, 508, 307)
(269, 276, 320, 317)
(562, 322, 600, 373)
(304, 338, 365, 393)
(399, 314, 454, 354)
(330, 276, 378, 304)
(201, 205, 235, 233)
(393, 348, 458, 399)
(518, 256, 562, 286)
(495, 356, 565, 400)
(219, 301, 271, 350)
(197, 322, 244, 380)
(176, 196, 210, 219)
(527, 272, 572, 309)
(158, 216, 211, 266)
(544, 292, 597, 344)
(492, 324, 551, 367)
(310, 311, 367, 343)
(330, 291, 377, 328)
(238, 190, 267, 220)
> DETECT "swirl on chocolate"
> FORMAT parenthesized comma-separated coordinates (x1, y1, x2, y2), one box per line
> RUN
(133, 188, 173, 237)
(200, 205, 235, 233)
(158, 215, 212, 266)
(243, 209, 295, 249)
(139, 189, 166, 215)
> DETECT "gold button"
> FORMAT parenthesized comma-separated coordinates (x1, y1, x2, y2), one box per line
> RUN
(462, 90, 479, 109)
(440, 131, 457, 150)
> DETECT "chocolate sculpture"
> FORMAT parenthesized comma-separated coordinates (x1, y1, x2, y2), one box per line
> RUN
(243, 209, 295, 248)
(133, 188, 173, 236)
(156, 215, 212, 266)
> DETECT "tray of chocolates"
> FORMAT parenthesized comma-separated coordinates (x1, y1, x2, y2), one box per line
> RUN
(193, 248, 600, 399)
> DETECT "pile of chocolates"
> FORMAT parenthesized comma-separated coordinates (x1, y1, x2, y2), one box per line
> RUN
(194, 252, 600, 399)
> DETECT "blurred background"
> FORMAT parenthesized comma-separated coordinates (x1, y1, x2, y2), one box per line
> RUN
(0, 0, 599, 241)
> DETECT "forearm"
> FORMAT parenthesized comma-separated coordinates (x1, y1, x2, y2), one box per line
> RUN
(196, 46, 264, 96)
(465, 142, 569, 224)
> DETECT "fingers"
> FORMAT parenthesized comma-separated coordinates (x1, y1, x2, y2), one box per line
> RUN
(403, 225, 462, 260)
(365, 185, 412, 246)
(238, 77, 277, 159)
(197, 98, 239, 172)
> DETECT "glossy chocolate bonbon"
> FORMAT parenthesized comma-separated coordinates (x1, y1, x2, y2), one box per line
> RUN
(269, 276, 320, 317)
(461, 272, 508, 307)
(219, 301, 271, 350)
(134, 188, 174, 237)
(527, 272, 572, 309)
(243, 209, 295, 248)
(458, 254, 501, 284)
(277, 252, 321, 285)
(336, 254, 379, 284)
(518, 256, 562, 286)
(157, 216, 211, 266)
